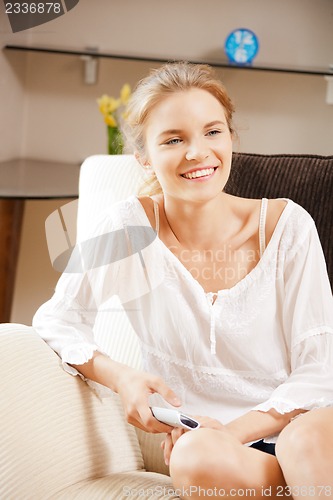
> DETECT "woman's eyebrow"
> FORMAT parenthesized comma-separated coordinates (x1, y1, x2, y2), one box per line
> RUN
(204, 120, 226, 128)
(157, 129, 183, 139)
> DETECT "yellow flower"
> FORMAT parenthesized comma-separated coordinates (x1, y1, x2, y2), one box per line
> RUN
(97, 95, 121, 116)
(97, 94, 110, 115)
(120, 83, 131, 105)
(104, 114, 117, 127)
(97, 84, 131, 131)
(108, 97, 121, 114)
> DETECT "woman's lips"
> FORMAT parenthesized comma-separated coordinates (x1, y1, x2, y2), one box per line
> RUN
(181, 167, 218, 180)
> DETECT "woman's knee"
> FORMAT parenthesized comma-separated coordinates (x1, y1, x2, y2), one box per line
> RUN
(276, 409, 330, 465)
(169, 428, 242, 488)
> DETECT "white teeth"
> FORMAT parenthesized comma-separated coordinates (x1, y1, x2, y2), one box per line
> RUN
(182, 168, 215, 179)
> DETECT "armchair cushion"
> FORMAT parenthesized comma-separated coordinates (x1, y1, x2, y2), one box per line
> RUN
(0, 324, 146, 498)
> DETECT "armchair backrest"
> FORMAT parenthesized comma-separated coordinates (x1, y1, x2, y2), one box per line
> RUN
(77, 154, 143, 241)
(77, 155, 145, 368)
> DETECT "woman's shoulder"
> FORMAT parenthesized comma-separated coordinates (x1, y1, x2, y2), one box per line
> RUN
(227, 194, 313, 248)
(101, 195, 144, 218)
(137, 194, 166, 231)
(266, 198, 289, 244)
(228, 194, 286, 236)
(89, 195, 147, 235)
(264, 198, 315, 254)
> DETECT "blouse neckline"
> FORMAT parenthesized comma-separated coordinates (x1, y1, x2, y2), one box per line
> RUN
(133, 195, 294, 298)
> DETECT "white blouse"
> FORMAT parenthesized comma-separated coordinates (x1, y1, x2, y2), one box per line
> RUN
(33, 196, 333, 442)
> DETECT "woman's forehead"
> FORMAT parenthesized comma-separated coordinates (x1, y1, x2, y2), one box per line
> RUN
(146, 88, 226, 125)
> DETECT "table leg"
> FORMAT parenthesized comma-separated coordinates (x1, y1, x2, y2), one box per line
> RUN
(0, 199, 24, 323)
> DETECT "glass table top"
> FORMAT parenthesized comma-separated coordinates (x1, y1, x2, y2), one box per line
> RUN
(0, 158, 80, 199)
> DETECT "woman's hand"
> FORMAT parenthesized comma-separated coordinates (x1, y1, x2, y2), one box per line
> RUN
(71, 352, 180, 433)
(161, 415, 226, 465)
(114, 363, 181, 433)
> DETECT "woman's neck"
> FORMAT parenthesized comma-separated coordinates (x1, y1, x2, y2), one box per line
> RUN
(161, 193, 234, 251)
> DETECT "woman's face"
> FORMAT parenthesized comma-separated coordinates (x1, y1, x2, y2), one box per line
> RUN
(142, 88, 233, 203)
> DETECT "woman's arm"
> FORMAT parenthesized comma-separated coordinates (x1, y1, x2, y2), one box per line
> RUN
(71, 351, 181, 433)
(227, 215, 333, 445)
(33, 207, 182, 433)
(225, 407, 306, 444)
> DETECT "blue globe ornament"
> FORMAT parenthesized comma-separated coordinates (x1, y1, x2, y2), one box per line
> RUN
(224, 28, 259, 65)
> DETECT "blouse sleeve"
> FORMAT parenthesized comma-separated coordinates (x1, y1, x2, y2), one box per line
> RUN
(32, 209, 122, 376)
(253, 214, 333, 415)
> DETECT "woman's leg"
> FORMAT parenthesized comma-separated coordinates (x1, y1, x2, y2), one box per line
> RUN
(169, 428, 288, 499)
(275, 407, 333, 500)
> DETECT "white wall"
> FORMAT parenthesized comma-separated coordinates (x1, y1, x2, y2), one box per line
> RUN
(1, 0, 332, 324)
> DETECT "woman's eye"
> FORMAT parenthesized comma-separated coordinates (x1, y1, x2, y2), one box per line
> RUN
(165, 138, 182, 145)
(207, 129, 221, 136)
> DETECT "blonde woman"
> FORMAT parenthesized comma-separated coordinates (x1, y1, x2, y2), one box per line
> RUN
(33, 62, 333, 498)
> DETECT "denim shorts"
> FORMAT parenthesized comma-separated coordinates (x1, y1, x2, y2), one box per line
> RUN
(250, 440, 276, 456)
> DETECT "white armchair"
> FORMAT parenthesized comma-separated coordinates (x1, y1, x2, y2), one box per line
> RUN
(0, 155, 179, 499)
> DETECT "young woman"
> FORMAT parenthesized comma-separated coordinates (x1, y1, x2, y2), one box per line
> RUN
(33, 62, 333, 498)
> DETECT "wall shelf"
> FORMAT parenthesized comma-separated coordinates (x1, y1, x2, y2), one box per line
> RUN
(4, 43, 333, 78)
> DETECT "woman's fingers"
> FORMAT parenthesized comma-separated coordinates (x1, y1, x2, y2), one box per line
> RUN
(194, 415, 225, 430)
(148, 375, 181, 408)
(163, 427, 186, 465)
(129, 403, 174, 433)
(117, 368, 181, 432)
(163, 433, 174, 465)
(160, 416, 226, 466)
(171, 427, 185, 445)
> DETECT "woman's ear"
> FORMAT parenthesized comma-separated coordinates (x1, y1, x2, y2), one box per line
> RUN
(134, 151, 144, 166)
(135, 152, 153, 171)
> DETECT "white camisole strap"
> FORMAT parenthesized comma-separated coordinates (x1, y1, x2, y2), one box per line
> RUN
(259, 198, 268, 258)
(151, 198, 160, 235)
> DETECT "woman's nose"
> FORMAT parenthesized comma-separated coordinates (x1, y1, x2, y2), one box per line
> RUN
(185, 140, 210, 161)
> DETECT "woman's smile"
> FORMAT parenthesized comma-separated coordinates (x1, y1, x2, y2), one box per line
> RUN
(180, 166, 218, 181)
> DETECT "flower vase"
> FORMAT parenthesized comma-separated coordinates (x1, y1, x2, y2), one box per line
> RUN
(107, 126, 123, 155)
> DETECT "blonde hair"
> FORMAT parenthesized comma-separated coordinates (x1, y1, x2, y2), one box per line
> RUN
(122, 62, 235, 195)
